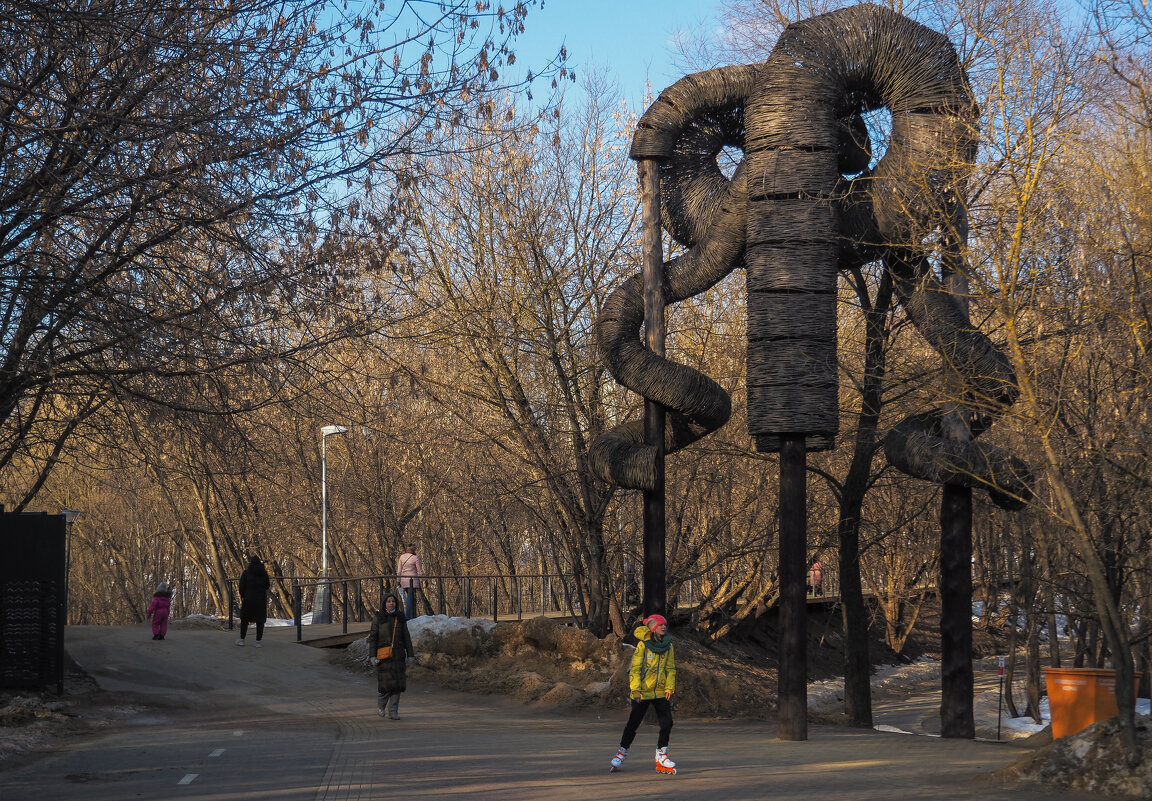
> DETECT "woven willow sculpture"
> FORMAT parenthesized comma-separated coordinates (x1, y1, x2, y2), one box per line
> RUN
(590, 4, 1031, 509)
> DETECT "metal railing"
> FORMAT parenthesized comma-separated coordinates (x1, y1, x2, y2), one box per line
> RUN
(226, 560, 843, 642)
(227, 572, 585, 641)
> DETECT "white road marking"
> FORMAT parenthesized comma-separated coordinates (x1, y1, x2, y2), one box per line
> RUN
(178, 774, 198, 785)
(209, 748, 226, 757)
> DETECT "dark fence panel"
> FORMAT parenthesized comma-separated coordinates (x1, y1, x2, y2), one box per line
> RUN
(0, 512, 67, 693)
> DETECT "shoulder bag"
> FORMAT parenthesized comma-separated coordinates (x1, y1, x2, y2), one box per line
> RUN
(376, 616, 397, 660)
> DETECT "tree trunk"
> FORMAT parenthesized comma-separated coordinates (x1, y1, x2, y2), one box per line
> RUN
(1004, 580, 1020, 719)
(1047, 609, 1062, 667)
(1020, 524, 1042, 721)
(639, 158, 667, 620)
(1026, 608, 1042, 722)
(1039, 546, 1062, 668)
(834, 263, 893, 728)
(608, 593, 627, 638)
(838, 517, 873, 727)
(585, 538, 611, 637)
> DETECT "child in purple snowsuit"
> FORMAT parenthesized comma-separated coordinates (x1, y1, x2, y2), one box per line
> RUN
(147, 583, 173, 640)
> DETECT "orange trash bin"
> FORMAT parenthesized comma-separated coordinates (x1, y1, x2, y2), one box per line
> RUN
(1043, 667, 1144, 738)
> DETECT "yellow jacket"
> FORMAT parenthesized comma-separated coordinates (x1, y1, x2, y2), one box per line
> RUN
(629, 624, 676, 699)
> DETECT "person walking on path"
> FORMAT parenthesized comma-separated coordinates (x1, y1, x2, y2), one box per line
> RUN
(807, 559, 824, 596)
(396, 544, 424, 619)
(610, 614, 677, 774)
(146, 582, 173, 640)
(236, 555, 270, 647)
(369, 591, 415, 719)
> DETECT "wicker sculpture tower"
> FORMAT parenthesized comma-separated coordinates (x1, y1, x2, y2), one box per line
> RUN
(591, 5, 1031, 741)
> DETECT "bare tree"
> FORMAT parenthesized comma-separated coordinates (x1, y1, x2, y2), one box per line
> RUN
(966, 0, 1148, 759)
(0, 0, 561, 507)
(368, 81, 638, 635)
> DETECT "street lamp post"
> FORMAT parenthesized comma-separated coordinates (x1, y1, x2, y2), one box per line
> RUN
(315, 425, 348, 624)
(60, 509, 80, 625)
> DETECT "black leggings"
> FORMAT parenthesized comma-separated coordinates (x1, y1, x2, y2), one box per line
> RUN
(240, 620, 264, 640)
(620, 697, 673, 749)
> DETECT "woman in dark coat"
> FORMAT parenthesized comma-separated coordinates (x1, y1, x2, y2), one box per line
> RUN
(369, 591, 415, 719)
(237, 556, 270, 647)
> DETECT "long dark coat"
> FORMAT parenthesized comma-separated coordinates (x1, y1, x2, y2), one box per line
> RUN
(369, 598, 415, 694)
(238, 562, 270, 624)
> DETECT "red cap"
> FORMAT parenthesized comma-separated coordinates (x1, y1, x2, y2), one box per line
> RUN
(644, 614, 667, 629)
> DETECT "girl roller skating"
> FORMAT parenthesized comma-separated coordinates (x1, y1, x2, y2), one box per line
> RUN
(609, 614, 677, 775)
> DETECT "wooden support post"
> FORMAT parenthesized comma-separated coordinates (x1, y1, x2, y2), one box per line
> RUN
(939, 255, 975, 739)
(940, 483, 975, 737)
(778, 434, 808, 740)
(639, 158, 667, 618)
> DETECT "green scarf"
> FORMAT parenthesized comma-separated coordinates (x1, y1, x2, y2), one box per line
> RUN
(645, 632, 672, 654)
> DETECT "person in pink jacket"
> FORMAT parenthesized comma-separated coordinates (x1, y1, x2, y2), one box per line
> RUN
(396, 545, 425, 619)
(147, 582, 173, 640)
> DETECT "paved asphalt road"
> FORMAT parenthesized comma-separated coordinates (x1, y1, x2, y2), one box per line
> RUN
(2, 623, 1101, 801)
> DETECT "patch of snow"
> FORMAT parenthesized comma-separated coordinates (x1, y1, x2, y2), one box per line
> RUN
(183, 613, 216, 622)
(874, 724, 915, 735)
(808, 657, 941, 715)
(408, 615, 497, 638)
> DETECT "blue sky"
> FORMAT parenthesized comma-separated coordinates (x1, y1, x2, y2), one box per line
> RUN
(511, 0, 724, 106)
